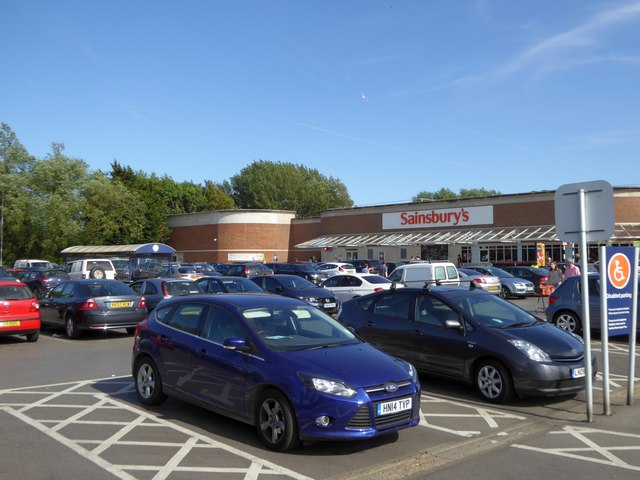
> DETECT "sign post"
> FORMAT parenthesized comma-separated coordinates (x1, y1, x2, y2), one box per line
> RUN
(555, 180, 614, 422)
(599, 246, 638, 412)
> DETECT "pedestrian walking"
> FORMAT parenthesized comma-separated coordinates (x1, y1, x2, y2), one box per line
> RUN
(379, 260, 388, 277)
(563, 258, 580, 278)
(548, 262, 564, 287)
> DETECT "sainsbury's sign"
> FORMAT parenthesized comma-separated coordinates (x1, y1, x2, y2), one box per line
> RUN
(382, 206, 493, 230)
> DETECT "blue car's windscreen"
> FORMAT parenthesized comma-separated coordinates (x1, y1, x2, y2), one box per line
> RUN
(242, 306, 359, 351)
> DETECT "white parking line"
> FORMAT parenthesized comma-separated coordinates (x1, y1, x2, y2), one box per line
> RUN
(512, 425, 640, 472)
(419, 394, 526, 437)
(0, 376, 313, 480)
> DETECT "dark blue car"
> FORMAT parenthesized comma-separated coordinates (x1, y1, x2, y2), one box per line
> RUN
(250, 274, 339, 314)
(546, 274, 640, 335)
(338, 285, 596, 403)
(131, 294, 421, 451)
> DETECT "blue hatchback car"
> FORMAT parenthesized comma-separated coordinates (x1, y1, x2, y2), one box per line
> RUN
(131, 294, 421, 451)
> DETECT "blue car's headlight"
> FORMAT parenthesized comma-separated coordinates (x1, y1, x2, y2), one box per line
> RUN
(299, 374, 357, 398)
(508, 339, 550, 362)
(408, 362, 419, 383)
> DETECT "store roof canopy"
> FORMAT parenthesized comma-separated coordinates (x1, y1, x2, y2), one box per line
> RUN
(61, 243, 176, 255)
(295, 224, 640, 249)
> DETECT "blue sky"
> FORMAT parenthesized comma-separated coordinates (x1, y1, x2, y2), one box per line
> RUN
(2, 1, 639, 207)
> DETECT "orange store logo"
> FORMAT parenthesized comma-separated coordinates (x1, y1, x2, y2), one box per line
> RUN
(608, 253, 631, 290)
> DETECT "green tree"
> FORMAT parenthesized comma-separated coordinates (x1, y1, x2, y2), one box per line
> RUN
(80, 174, 145, 245)
(203, 180, 235, 210)
(229, 160, 353, 217)
(0, 123, 38, 264)
(109, 161, 211, 241)
(412, 187, 501, 202)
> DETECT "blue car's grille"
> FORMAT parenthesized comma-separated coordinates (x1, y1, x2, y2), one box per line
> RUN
(364, 380, 412, 397)
(347, 405, 371, 429)
(346, 403, 416, 430)
(373, 409, 413, 428)
(347, 383, 417, 430)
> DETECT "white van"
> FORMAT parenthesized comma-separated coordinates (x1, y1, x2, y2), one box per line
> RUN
(67, 259, 116, 280)
(13, 259, 53, 269)
(387, 261, 459, 288)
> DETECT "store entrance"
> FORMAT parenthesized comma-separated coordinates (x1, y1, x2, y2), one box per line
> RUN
(420, 245, 449, 261)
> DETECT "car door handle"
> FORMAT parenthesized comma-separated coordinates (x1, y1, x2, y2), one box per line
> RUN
(367, 320, 374, 326)
(413, 330, 423, 336)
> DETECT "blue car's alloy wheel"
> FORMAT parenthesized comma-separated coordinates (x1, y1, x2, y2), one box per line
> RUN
(135, 358, 167, 406)
(257, 390, 300, 452)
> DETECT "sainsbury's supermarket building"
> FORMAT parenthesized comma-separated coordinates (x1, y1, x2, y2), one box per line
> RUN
(167, 187, 640, 266)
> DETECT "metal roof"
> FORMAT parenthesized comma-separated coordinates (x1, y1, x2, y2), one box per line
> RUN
(60, 243, 176, 255)
(294, 224, 640, 249)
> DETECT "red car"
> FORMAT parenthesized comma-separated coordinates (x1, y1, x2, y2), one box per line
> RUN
(0, 281, 41, 342)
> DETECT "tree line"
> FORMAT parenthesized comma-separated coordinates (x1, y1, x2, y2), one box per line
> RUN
(0, 123, 354, 264)
(1, 122, 499, 265)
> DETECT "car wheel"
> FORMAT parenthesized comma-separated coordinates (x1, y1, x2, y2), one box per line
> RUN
(90, 267, 106, 279)
(65, 315, 81, 339)
(26, 330, 39, 342)
(475, 359, 513, 403)
(256, 389, 300, 452)
(553, 311, 581, 335)
(499, 286, 511, 299)
(134, 357, 167, 405)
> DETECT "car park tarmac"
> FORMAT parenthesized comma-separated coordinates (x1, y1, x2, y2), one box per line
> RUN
(0, 297, 638, 479)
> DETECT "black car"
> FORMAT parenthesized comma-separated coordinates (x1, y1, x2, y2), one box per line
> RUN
(0, 266, 22, 282)
(251, 274, 339, 314)
(267, 262, 320, 284)
(501, 266, 550, 294)
(192, 262, 221, 276)
(22, 269, 70, 298)
(196, 275, 265, 294)
(350, 259, 381, 274)
(211, 263, 232, 274)
(338, 285, 596, 403)
(39, 279, 148, 339)
(225, 262, 274, 278)
(129, 278, 203, 311)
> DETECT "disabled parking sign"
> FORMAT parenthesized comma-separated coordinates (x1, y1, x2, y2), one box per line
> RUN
(604, 247, 636, 336)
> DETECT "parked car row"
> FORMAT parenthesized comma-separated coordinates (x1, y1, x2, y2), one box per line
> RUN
(463, 265, 536, 299)
(1, 261, 610, 453)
